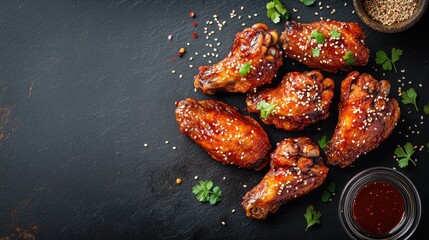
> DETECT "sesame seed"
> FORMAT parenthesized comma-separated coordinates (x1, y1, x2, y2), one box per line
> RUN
(221, 221, 226, 226)
(144, 143, 148, 147)
(194, 176, 198, 179)
(231, 209, 236, 213)
(243, 184, 247, 188)
(165, 141, 169, 144)
(171, 70, 175, 74)
(172, 146, 177, 150)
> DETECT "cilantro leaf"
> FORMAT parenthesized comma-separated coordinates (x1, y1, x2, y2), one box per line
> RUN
(192, 180, 222, 205)
(209, 186, 222, 205)
(240, 62, 251, 76)
(327, 182, 336, 193)
(394, 143, 416, 168)
(312, 48, 320, 57)
(257, 100, 276, 119)
(375, 48, 402, 72)
(423, 103, 429, 115)
(317, 135, 330, 150)
(266, 0, 289, 23)
(300, 0, 315, 6)
(311, 29, 325, 44)
(391, 48, 403, 63)
(321, 190, 331, 203)
(343, 50, 356, 66)
(330, 28, 341, 38)
(304, 205, 321, 231)
(401, 88, 418, 111)
(321, 182, 336, 203)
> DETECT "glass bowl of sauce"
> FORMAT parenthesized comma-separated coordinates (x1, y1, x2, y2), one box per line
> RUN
(339, 167, 421, 239)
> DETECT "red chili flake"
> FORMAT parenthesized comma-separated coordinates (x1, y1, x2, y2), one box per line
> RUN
(174, 101, 179, 107)
(177, 52, 183, 57)
(171, 57, 177, 62)
(192, 33, 198, 38)
(189, 10, 195, 18)
(192, 22, 198, 27)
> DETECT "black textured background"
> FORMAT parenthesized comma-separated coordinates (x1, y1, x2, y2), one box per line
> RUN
(0, 0, 428, 239)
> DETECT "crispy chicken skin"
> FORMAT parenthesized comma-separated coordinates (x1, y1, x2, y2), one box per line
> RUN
(175, 98, 271, 170)
(280, 20, 369, 73)
(325, 71, 400, 168)
(246, 70, 334, 131)
(194, 23, 283, 95)
(241, 137, 328, 220)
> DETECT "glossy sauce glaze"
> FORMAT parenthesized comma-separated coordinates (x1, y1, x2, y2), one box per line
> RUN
(352, 181, 405, 235)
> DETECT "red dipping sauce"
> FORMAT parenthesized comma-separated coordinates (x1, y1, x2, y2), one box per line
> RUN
(352, 181, 405, 235)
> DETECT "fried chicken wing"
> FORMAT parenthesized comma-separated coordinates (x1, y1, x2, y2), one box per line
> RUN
(241, 137, 328, 220)
(194, 23, 283, 95)
(280, 20, 369, 73)
(175, 98, 271, 170)
(246, 70, 334, 131)
(325, 71, 400, 168)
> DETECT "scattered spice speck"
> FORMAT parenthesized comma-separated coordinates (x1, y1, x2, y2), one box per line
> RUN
(189, 10, 195, 18)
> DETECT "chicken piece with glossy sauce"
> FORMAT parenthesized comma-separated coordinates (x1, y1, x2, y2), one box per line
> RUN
(175, 98, 271, 170)
(325, 71, 400, 168)
(242, 137, 328, 220)
(280, 20, 369, 73)
(246, 70, 334, 131)
(194, 23, 283, 95)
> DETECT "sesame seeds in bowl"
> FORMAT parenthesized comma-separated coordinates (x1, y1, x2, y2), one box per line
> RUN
(353, 0, 428, 33)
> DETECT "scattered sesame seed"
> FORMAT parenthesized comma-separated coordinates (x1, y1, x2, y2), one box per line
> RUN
(144, 143, 148, 147)
(189, 65, 193, 68)
(221, 221, 226, 226)
(231, 209, 236, 213)
(179, 74, 183, 79)
(223, 176, 226, 180)
(194, 176, 198, 180)
(171, 70, 176, 74)
(168, 35, 173, 40)
(243, 184, 247, 188)
(242, 23, 246, 26)
(240, 6, 244, 10)
(172, 146, 177, 150)
(165, 141, 169, 144)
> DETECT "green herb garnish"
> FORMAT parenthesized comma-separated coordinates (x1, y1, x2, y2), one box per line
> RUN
(401, 88, 418, 111)
(257, 100, 276, 119)
(311, 29, 325, 44)
(312, 48, 320, 57)
(330, 28, 341, 38)
(321, 182, 336, 203)
(266, 0, 289, 24)
(240, 62, 251, 76)
(423, 103, 429, 115)
(300, 0, 315, 6)
(375, 48, 403, 72)
(343, 50, 356, 66)
(394, 142, 416, 168)
(317, 135, 330, 150)
(304, 205, 322, 231)
(192, 180, 222, 205)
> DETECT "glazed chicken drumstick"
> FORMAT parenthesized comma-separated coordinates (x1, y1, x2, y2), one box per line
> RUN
(242, 137, 328, 220)
(175, 98, 271, 171)
(280, 20, 369, 73)
(246, 70, 334, 131)
(194, 23, 283, 95)
(325, 71, 400, 168)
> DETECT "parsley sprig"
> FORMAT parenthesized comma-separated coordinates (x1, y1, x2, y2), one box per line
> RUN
(394, 143, 416, 168)
(266, 0, 289, 24)
(375, 48, 403, 72)
(240, 62, 251, 76)
(257, 100, 276, 119)
(304, 205, 321, 231)
(192, 180, 222, 205)
(401, 88, 418, 111)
